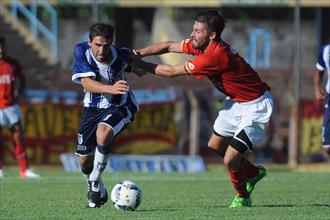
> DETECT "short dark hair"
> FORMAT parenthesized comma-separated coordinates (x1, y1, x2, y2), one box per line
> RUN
(195, 10, 226, 41)
(89, 23, 114, 42)
(0, 36, 5, 46)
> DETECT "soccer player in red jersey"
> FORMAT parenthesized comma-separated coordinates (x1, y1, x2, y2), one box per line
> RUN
(132, 10, 273, 207)
(0, 36, 39, 178)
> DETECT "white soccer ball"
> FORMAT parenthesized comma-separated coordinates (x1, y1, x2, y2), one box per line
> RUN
(110, 180, 142, 211)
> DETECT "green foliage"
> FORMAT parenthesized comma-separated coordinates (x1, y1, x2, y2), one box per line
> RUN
(0, 168, 329, 220)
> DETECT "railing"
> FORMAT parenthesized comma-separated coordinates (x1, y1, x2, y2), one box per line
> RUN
(10, 0, 57, 62)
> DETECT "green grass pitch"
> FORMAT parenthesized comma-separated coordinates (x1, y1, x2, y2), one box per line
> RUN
(0, 166, 329, 220)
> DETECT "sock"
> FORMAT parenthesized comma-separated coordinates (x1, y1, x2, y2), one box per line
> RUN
(229, 168, 249, 198)
(241, 157, 258, 180)
(98, 177, 106, 195)
(89, 145, 110, 182)
(15, 142, 28, 173)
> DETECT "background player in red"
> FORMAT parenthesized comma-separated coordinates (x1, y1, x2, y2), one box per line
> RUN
(0, 36, 39, 178)
(132, 10, 273, 207)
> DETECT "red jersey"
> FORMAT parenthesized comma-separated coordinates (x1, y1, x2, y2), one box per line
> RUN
(181, 39, 270, 102)
(0, 57, 22, 108)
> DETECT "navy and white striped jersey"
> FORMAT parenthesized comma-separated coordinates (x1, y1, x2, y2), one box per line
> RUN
(72, 42, 138, 111)
(316, 43, 330, 93)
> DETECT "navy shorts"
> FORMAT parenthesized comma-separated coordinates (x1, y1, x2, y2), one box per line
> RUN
(76, 106, 135, 155)
(323, 93, 330, 147)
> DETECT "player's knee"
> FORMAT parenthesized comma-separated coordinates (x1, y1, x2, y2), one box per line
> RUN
(224, 158, 240, 169)
(223, 156, 233, 168)
(223, 153, 241, 169)
(96, 126, 113, 145)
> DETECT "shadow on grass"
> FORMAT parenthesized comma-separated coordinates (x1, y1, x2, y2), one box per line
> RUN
(256, 204, 330, 208)
(137, 203, 330, 212)
(137, 208, 177, 212)
(203, 204, 330, 209)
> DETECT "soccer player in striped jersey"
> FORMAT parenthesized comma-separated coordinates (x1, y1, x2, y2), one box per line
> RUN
(132, 10, 273, 207)
(314, 42, 330, 155)
(72, 23, 139, 208)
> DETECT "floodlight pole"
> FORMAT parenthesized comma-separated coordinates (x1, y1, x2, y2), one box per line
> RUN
(289, 0, 301, 167)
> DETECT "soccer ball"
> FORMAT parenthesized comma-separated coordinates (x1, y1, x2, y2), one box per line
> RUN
(110, 180, 142, 211)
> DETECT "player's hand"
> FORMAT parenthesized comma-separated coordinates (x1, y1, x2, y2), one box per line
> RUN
(110, 80, 129, 94)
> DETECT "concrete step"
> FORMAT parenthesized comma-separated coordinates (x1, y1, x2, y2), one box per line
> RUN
(0, 17, 60, 90)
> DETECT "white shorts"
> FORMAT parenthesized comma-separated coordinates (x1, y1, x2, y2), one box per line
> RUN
(0, 104, 22, 128)
(213, 91, 273, 153)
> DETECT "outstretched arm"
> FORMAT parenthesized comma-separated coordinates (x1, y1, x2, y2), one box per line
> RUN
(135, 41, 182, 57)
(132, 56, 187, 78)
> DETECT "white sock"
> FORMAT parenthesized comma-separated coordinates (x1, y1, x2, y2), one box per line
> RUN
(89, 147, 110, 182)
(99, 177, 106, 196)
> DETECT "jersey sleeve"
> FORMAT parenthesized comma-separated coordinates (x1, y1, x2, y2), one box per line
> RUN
(181, 39, 203, 56)
(316, 45, 326, 71)
(117, 47, 132, 72)
(184, 53, 223, 79)
(72, 43, 96, 84)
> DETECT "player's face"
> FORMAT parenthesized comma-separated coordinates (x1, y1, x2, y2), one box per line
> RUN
(190, 21, 211, 50)
(88, 36, 112, 63)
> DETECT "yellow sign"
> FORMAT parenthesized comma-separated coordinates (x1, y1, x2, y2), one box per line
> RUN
(2, 102, 178, 164)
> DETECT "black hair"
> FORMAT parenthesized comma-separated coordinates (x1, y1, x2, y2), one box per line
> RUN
(195, 10, 226, 41)
(89, 23, 114, 42)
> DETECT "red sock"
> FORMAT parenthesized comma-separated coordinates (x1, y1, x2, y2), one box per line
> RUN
(15, 142, 28, 173)
(229, 168, 249, 198)
(241, 157, 258, 179)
